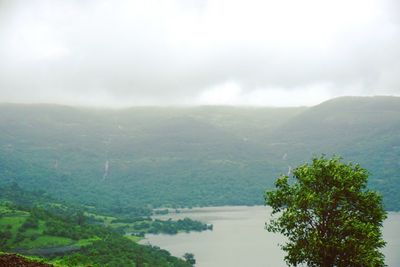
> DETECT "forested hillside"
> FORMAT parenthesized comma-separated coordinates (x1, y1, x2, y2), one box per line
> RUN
(0, 185, 193, 266)
(0, 96, 399, 211)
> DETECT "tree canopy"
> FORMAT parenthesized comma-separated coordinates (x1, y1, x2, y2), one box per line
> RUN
(265, 156, 387, 267)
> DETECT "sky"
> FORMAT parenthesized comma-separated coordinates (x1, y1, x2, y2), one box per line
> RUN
(0, 0, 399, 107)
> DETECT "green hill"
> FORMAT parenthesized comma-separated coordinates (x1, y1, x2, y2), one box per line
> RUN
(0, 185, 193, 267)
(269, 96, 400, 210)
(0, 96, 399, 211)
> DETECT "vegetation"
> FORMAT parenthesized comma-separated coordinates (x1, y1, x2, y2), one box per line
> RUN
(0, 97, 398, 265)
(183, 253, 196, 266)
(139, 218, 212, 235)
(0, 186, 201, 267)
(265, 156, 387, 267)
(0, 97, 399, 212)
(59, 235, 190, 267)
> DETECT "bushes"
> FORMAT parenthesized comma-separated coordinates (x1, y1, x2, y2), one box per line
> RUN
(43, 219, 106, 240)
(143, 218, 212, 235)
(67, 235, 190, 267)
(20, 215, 39, 230)
(0, 230, 12, 247)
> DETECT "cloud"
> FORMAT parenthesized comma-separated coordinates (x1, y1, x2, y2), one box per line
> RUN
(0, 0, 399, 107)
(196, 81, 338, 106)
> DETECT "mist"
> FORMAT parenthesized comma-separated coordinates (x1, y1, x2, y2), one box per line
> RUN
(0, 0, 399, 107)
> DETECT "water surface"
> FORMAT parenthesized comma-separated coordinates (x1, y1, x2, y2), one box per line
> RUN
(140, 206, 400, 267)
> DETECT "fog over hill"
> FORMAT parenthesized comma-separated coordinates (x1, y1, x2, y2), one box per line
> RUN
(1, 0, 400, 107)
(0, 96, 399, 211)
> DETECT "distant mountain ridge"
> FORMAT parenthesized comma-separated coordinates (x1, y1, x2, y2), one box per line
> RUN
(0, 96, 399, 211)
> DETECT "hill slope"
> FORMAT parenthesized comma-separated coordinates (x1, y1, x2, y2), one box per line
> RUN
(0, 96, 399, 210)
(0, 185, 193, 267)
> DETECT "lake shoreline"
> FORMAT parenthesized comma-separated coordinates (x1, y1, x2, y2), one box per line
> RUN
(142, 206, 400, 267)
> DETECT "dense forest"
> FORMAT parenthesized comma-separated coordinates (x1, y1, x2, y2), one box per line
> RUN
(0, 96, 399, 212)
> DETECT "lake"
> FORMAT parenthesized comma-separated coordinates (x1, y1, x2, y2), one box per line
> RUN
(140, 206, 400, 267)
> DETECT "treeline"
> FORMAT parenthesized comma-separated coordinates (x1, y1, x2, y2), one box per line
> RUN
(61, 235, 190, 267)
(131, 218, 213, 236)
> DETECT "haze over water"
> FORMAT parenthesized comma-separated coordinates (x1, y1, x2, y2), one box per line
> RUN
(141, 206, 400, 267)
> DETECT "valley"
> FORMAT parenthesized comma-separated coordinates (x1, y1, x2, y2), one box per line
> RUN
(1, 96, 400, 266)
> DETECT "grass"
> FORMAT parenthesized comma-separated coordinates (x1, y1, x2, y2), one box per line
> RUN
(0, 215, 28, 244)
(24, 220, 46, 235)
(85, 212, 116, 225)
(1, 203, 140, 256)
(0, 214, 92, 250)
(0, 216, 26, 230)
(19, 235, 101, 249)
(0, 216, 62, 249)
(125, 234, 143, 242)
(18, 235, 73, 249)
(108, 222, 131, 228)
(0, 205, 11, 214)
(77, 237, 100, 247)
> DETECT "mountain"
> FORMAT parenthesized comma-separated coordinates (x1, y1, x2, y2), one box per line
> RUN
(0, 96, 399, 211)
(269, 96, 400, 210)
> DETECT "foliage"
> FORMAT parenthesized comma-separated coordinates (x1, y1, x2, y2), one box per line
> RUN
(145, 218, 212, 235)
(0, 97, 399, 213)
(183, 253, 196, 266)
(0, 186, 199, 267)
(20, 215, 39, 230)
(107, 216, 212, 236)
(0, 104, 288, 212)
(61, 235, 190, 267)
(265, 156, 387, 267)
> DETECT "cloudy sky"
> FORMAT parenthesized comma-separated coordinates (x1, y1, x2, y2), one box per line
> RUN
(0, 0, 399, 107)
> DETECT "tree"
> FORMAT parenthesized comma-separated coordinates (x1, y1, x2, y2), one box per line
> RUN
(265, 156, 387, 267)
(183, 253, 196, 266)
(76, 210, 86, 226)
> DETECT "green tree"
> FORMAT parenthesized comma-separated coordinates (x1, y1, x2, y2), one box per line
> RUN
(75, 210, 86, 226)
(183, 253, 196, 266)
(265, 156, 387, 267)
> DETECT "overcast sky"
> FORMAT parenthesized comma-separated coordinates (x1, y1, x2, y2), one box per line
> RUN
(0, 0, 399, 107)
